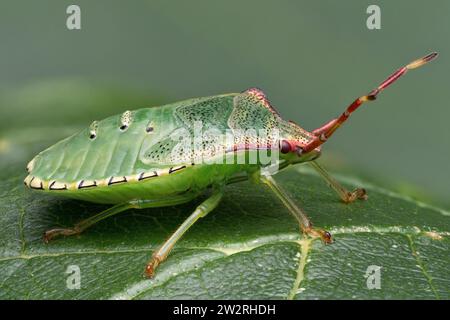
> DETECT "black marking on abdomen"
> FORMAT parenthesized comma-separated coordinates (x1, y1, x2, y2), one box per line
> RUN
(138, 171, 158, 181)
(49, 181, 67, 190)
(78, 180, 97, 189)
(29, 177, 44, 190)
(169, 165, 186, 174)
(108, 176, 128, 185)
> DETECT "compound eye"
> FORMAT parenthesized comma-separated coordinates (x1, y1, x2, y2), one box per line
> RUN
(280, 140, 291, 154)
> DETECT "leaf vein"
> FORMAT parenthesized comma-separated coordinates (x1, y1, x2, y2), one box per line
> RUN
(406, 234, 440, 299)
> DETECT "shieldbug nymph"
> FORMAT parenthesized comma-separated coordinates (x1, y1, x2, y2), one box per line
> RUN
(24, 52, 438, 277)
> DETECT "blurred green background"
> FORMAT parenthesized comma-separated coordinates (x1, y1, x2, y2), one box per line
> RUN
(0, 0, 448, 205)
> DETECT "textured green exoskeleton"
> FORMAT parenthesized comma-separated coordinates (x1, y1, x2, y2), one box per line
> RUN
(24, 53, 437, 277)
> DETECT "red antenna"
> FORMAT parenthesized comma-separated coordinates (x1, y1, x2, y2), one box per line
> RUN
(300, 52, 438, 154)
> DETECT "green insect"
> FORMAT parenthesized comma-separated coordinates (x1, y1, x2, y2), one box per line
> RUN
(24, 53, 437, 277)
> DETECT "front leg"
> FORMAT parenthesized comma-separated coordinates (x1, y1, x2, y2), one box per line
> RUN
(260, 174, 332, 244)
(309, 161, 367, 204)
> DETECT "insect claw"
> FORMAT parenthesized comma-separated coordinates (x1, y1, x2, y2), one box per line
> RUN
(43, 227, 79, 243)
(43, 230, 62, 243)
(43, 232, 51, 244)
(144, 257, 160, 278)
(43, 229, 60, 243)
(357, 188, 368, 201)
(143, 268, 154, 279)
(321, 230, 333, 244)
(304, 226, 333, 244)
(342, 188, 368, 203)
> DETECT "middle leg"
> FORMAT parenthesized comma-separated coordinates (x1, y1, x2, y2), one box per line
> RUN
(260, 174, 332, 244)
(144, 188, 224, 278)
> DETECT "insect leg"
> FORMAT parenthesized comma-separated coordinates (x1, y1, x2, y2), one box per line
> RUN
(260, 174, 332, 244)
(43, 193, 197, 243)
(144, 189, 223, 278)
(309, 161, 367, 203)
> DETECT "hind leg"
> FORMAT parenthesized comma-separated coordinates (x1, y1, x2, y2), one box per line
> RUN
(43, 193, 197, 243)
(145, 189, 223, 278)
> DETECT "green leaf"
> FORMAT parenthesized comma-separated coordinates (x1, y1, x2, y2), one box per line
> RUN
(0, 153, 449, 299)
(0, 82, 448, 299)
